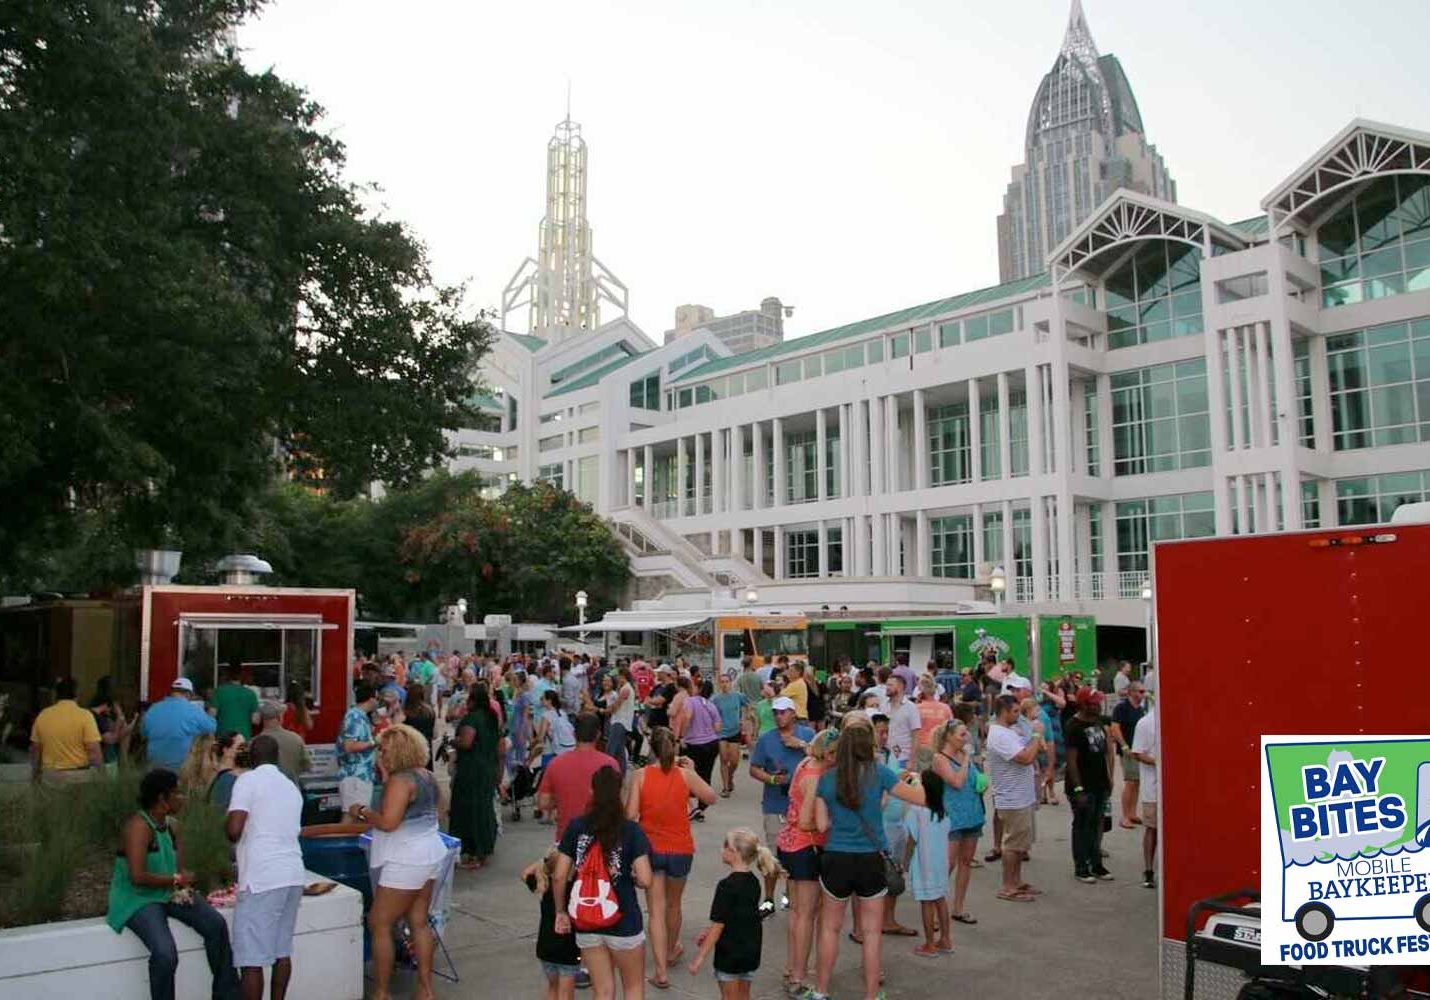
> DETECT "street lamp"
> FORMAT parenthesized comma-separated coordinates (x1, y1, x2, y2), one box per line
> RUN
(1141, 578, 1153, 675)
(744, 588, 759, 605)
(575, 590, 588, 642)
(989, 565, 1006, 613)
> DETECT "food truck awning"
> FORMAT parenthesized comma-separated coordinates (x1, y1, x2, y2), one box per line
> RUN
(556, 615, 710, 634)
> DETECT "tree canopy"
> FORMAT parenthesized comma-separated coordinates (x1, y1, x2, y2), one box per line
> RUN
(0, 0, 492, 578)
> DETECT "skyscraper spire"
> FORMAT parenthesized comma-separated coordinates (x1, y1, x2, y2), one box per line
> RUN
(1060, 0, 1102, 78)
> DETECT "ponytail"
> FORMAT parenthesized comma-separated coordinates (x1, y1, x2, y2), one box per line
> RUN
(650, 726, 677, 772)
(725, 827, 785, 882)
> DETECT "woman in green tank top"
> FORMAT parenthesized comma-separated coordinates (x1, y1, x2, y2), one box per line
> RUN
(106, 769, 240, 1000)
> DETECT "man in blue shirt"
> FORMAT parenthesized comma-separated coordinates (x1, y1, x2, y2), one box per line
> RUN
(337, 683, 379, 811)
(378, 664, 406, 705)
(142, 677, 216, 770)
(748, 696, 813, 910)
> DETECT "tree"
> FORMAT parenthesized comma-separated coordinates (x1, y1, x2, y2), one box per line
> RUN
(0, 0, 492, 579)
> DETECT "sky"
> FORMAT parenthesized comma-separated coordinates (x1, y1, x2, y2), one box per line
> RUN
(238, 0, 1430, 344)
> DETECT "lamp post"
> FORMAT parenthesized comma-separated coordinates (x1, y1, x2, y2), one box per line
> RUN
(745, 588, 759, 606)
(989, 565, 1006, 613)
(1140, 577, 1153, 674)
(575, 590, 588, 643)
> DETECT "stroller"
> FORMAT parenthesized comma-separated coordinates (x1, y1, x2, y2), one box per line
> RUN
(506, 758, 545, 822)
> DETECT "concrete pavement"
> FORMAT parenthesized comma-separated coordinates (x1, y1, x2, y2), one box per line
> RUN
(377, 768, 1159, 999)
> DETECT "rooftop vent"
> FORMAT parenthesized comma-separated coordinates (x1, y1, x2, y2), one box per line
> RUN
(215, 553, 273, 587)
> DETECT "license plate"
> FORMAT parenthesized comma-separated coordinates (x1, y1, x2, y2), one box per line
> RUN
(1232, 926, 1260, 945)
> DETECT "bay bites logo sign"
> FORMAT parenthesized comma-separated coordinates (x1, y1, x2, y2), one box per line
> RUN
(1260, 737, 1430, 965)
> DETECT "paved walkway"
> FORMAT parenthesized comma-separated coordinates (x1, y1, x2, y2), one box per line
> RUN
(378, 767, 1158, 999)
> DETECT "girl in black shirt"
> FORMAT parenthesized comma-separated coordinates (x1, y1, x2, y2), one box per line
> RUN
(687, 827, 781, 998)
(522, 846, 581, 999)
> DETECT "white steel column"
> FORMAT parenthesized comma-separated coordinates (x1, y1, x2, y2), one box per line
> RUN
(643, 445, 654, 509)
(816, 408, 829, 501)
(913, 389, 929, 490)
(838, 404, 852, 497)
(868, 397, 885, 498)
(969, 379, 983, 483)
(773, 525, 785, 580)
(842, 517, 854, 576)
(625, 449, 637, 507)
(818, 520, 830, 578)
(1027, 365, 1046, 476)
(852, 402, 867, 497)
(972, 502, 985, 572)
(1069, 379, 1087, 477)
(1254, 324, 1274, 449)
(712, 429, 725, 514)
(753, 422, 766, 509)
(1001, 500, 1015, 584)
(676, 436, 689, 516)
(852, 513, 868, 576)
(872, 512, 887, 576)
(885, 395, 900, 492)
(730, 425, 745, 512)
(1099, 501, 1116, 589)
(1309, 338, 1332, 452)
(753, 526, 765, 575)
(997, 373, 1013, 480)
(1227, 331, 1246, 452)
(772, 417, 786, 507)
(1031, 493, 1049, 602)
(1096, 374, 1114, 479)
(694, 432, 706, 516)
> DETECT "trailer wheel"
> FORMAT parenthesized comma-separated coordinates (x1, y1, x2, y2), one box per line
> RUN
(1415, 893, 1430, 933)
(1293, 901, 1334, 942)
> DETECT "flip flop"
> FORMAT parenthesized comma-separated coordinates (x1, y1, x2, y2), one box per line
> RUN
(952, 912, 978, 925)
(913, 944, 940, 958)
(648, 976, 671, 990)
(848, 932, 863, 944)
(1017, 884, 1044, 895)
(997, 890, 1036, 902)
(882, 926, 918, 936)
(1119, 820, 1137, 830)
(983, 849, 1002, 862)
(937, 944, 956, 955)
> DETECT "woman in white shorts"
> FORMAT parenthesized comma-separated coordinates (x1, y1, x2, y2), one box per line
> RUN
(349, 723, 448, 1000)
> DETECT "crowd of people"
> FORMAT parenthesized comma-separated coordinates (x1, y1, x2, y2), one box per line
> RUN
(23, 643, 1157, 1000)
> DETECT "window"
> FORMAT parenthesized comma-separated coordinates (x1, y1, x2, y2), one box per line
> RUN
(179, 619, 321, 705)
(824, 349, 846, 374)
(786, 529, 820, 578)
(630, 372, 660, 410)
(827, 525, 844, 575)
(745, 368, 768, 391)
(1012, 507, 1032, 581)
(1084, 384, 1099, 476)
(577, 426, 600, 444)
(914, 328, 933, 354)
(825, 433, 842, 498)
(928, 403, 972, 486)
(677, 387, 693, 409)
(890, 333, 910, 359)
(775, 361, 802, 386)
(803, 355, 822, 379)
(963, 307, 1016, 343)
(1319, 175, 1430, 307)
(843, 344, 865, 369)
(538, 462, 564, 489)
(938, 321, 961, 348)
(576, 456, 599, 505)
(539, 411, 563, 424)
(550, 342, 632, 383)
(930, 515, 974, 578)
(1326, 318, 1430, 450)
(1008, 391, 1029, 477)
(669, 344, 715, 373)
(867, 339, 884, 363)
(538, 433, 564, 452)
(982, 510, 1003, 567)
(1110, 359, 1211, 475)
(1114, 492, 1215, 573)
(979, 391, 1000, 480)
(1216, 272, 1268, 303)
(1104, 241, 1204, 348)
(1293, 340, 1314, 447)
(1302, 480, 1321, 529)
(785, 431, 818, 503)
(471, 413, 502, 433)
(1335, 470, 1430, 525)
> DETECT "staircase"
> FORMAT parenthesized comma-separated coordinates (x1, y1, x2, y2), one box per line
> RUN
(608, 506, 771, 595)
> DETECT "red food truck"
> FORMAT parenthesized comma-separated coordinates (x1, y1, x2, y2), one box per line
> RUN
(1154, 521, 1430, 999)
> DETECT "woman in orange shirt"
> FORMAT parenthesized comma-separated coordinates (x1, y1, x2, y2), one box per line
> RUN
(775, 728, 838, 996)
(625, 726, 717, 988)
(914, 674, 953, 750)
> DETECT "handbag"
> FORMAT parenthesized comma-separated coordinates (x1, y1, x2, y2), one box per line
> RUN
(854, 804, 906, 897)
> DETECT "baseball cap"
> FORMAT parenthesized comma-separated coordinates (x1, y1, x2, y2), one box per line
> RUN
(171, 677, 195, 693)
(771, 696, 797, 713)
(1002, 671, 1031, 693)
(1075, 686, 1103, 708)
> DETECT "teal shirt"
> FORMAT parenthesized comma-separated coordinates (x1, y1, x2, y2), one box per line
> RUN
(211, 682, 258, 738)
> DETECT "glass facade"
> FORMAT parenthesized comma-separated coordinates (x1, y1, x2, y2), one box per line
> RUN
(1326, 318, 1430, 450)
(1009, 391, 1030, 477)
(827, 525, 844, 575)
(1293, 340, 1314, 447)
(629, 372, 660, 410)
(979, 392, 1001, 479)
(785, 431, 818, 503)
(786, 529, 820, 578)
(1084, 383, 1099, 476)
(537, 463, 564, 489)
(1334, 469, 1430, 525)
(1104, 241, 1204, 349)
(1301, 480, 1321, 529)
(1111, 359, 1210, 475)
(930, 514, 974, 578)
(1114, 492, 1215, 573)
(928, 404, 972, 487)
(1319, 175, 1430, 308)
(983, 509, 1003, 567)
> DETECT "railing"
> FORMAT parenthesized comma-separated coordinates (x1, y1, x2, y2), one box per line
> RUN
(1067, 572, 1150, 601)
(1014, 577, 1034, 603)
(612, 520, 666, 556)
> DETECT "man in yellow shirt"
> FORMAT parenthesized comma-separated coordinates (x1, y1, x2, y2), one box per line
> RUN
(782, 661, 810, 722)
(30, 677, 102, 785)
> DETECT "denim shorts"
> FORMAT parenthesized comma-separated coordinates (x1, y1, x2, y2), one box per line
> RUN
(948, 825, 983, 841)
(778, 845, 821, 881)
(716, 970, 755, 983)
(648, 851, 693, 879)
(541, 961, 581, 979)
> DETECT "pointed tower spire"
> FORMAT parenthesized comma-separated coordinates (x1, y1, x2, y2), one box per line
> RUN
(1062, 0, 1100, 62)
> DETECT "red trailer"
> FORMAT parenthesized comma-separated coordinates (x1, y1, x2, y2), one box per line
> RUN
(1153, 522, 1430, 998)
(140, 584, 355, 748)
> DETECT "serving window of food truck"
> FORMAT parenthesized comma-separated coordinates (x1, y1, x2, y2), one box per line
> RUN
(177, 613, 332, 706)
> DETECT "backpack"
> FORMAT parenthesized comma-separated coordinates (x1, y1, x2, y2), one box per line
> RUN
(567, 837, 622, 931)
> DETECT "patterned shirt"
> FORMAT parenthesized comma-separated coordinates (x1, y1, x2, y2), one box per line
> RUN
(336, 706, 375, 782)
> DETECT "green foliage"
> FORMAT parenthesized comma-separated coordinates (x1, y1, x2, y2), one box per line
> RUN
(0, 0, 493, 582)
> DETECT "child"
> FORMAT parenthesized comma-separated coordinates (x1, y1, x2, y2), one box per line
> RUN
(687, 827, 780, 998)
(521, 847, 580, 999)
(902, 769, 954, 957)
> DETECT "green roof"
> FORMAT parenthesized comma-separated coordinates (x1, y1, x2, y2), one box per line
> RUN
(674, 271, 1052, 384)
(544, 352, 646, 398)
(507, 332, 547, 352)
(1229, 215, 1271, 239)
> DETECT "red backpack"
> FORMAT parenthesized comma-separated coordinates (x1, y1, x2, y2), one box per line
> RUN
(567, 838, 621, 931)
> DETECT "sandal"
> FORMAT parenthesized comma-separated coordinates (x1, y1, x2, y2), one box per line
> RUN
(984, 849, 1002, 862)
(1119, 819, 1137, 829)
(1017, 883, 1044, 895)
(951, 912, 978, 925)
(648, 976, 671, 990)
(882, 925, 918, 936)
(996, 889, 1036, 902)
(913, 944, 940, 957)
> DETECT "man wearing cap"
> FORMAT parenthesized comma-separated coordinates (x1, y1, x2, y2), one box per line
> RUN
(257, 700, 310, 784)
(142, 677, 218, 771)
(1065, 686, 1116, 884)
(748, 696, 813, 910)
(378, 664, 406, 706)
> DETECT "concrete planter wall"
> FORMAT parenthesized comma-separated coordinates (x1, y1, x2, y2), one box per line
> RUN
(0, 874, 363, 999)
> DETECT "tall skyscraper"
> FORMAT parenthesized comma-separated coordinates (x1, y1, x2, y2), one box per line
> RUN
(996, 0, 1176, 282)
(502, 114, 629, 342)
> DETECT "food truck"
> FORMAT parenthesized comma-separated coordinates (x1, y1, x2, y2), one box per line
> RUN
(565, 606, 808, 675)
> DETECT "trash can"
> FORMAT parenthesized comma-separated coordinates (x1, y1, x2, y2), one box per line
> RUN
(300, 824, 373, 958)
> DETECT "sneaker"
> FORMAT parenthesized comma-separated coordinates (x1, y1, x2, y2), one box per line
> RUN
(780, 893, 790, 910)
(759, 899, 777, 920)
(575, 967, 591, 989)
(1142, 870, 1156, 889)
(1094, 868, 1115, 881)
(1074, 870, 1096, 884)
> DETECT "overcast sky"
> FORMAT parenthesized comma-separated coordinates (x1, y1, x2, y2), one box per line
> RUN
(239, 0, 1430, 343)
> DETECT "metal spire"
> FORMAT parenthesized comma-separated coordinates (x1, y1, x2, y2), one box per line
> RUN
(1061, 0, 1101, 64)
